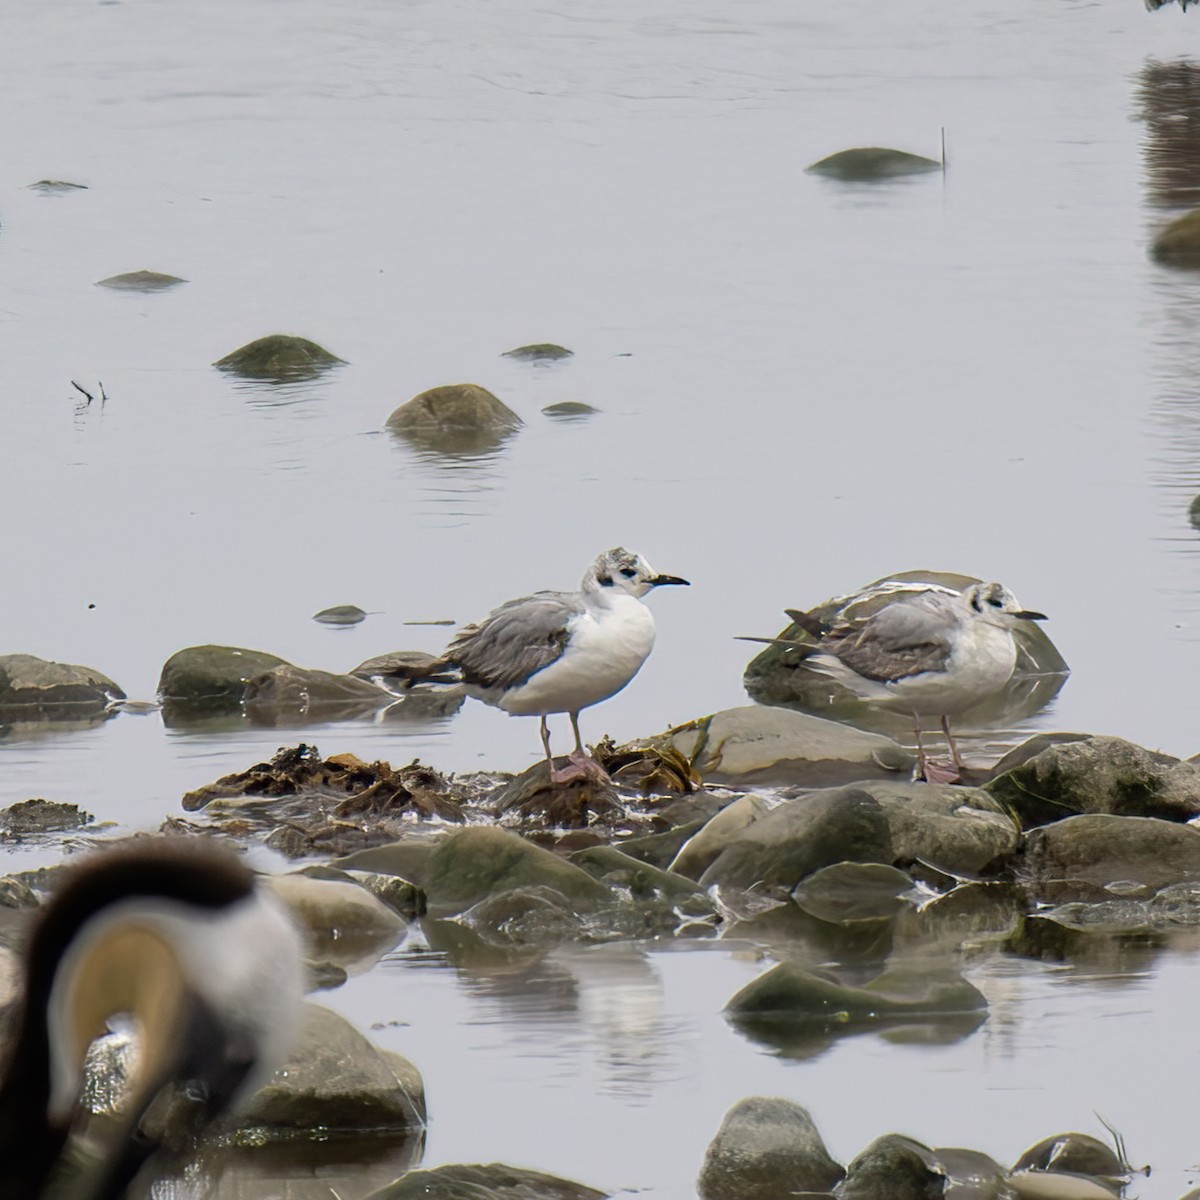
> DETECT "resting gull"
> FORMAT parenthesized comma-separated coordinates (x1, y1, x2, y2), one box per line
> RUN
(445, 547, 689, 783)
(742, 581, 1047, 783)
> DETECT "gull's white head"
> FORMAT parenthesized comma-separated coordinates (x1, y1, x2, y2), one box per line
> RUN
(961, 582, 1046, 627)
(583, 547, 690, 599)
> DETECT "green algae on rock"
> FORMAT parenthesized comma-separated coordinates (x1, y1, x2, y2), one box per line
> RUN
(0, 654, 125, 714)
(1151, 207, 1200, 266)
(313, 604, 368, 626)
(158, 644, 289, 712)
(807, 147, 942, 181)
(386, 383, 523, 457)
(502, 343, 574, 361)
(213, 334, 346, 382)
(542, 401, 598, 418)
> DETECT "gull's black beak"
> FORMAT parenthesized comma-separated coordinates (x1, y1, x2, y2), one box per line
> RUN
(1015, 610, 1047, 621)
(650, 574, 690, 587)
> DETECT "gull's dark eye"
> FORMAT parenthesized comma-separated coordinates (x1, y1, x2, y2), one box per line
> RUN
(620, 567, 638, 579)
(987, 597, 1004, 608)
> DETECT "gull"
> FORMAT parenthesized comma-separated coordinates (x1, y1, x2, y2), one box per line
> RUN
(0, 839, 304, 1200)
(445, 547, 689, 784)
(741, 582, 1047, 783)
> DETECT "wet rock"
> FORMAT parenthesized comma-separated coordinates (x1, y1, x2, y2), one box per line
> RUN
(1012, 1133, 1126, 1178)
(697, 783, 1016, 893)
(345, 870, 426, 919)
(213, 334, 346, 382)
(1151, 208, 1200, 266)
(1017, 814, 1200, 895)
(460, 885, 588, 944)
(267, 873, 407, 970)
(742, 572, 1068, 729)
(94, 270, 186, 291)
(727, 962, 987, 1023)
(0, 798, 93, 835)
(666, 705, 914, 786)
(670, 794, 771, 879)
(838, 1135, 946, 1200)
(314, 604, 368, 626)
(0, 654, 125, 714)
(243, 664, 392, 723)
(364, 1163, 605, 1200)
(350, 650, 457, 685)
(503, 343, 574, 361)
(333, 838, 440, 885)
(986, 735, 1200, 828)
(422, 827, 612, 918)
(935, 1147, 1009, 1198)
(493, 760, 623, 829)
(542, 401, 597, 418)
(792, 862, 914, 924)
(617, 817, 713, 870)
(568, 845, 708, 906)
(0, 877, 38, 909)
(158, 644, 289, 714)
(808, 147, 942, 180)
(238, 1002, 425, 1133)
(697, 1096, 844, 1199)
(386, 383, 522, 458)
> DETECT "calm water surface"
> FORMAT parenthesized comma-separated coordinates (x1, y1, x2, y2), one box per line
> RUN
(5, 0, 1200, 1195)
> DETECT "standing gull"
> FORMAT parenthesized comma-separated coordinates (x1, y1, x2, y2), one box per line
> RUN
(743, 582, 1046, 783)
(446, 547, 689, 783)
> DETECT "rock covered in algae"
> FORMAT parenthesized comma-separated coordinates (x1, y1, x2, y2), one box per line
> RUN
(0, 654, 125, 713)
(1151, 207, 1200, 266)
(157, 644, 289, 709)
(386, 382, 523, 457)
(213, 334, 346, 381)
(364, 1163, 605, 1200)
(807, 147, 942, 180)
(502, 342, 574, 361)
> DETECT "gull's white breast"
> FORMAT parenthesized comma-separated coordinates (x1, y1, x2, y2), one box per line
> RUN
(499, 595, 656, 716)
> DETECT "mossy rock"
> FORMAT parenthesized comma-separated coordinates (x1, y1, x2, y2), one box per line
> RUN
(386, 383, 522, 458)
(542, 401, 598, 418)
(807, 147, 942, 181)
(502, 343, 574, 361)
(157, 644, 289, 711)
(95, 270, 186, 292)
(214, 334, 346, 382)
(365, 1164, 605, 1200)
(0, 654, 125, 713)
(313, 605, 367, 626)
(1151, 208, 1200, 266)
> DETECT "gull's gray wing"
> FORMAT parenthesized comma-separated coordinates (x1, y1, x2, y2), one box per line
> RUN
(825, 594, 958, 683)
(446, 590, 583, 690)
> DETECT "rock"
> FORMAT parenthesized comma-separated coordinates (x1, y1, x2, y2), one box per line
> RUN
(791, 862, 913, 923)
(697, 782, 1017, 892)
(0, 654, 125, 714)
(350, 650, 456, 684)
(332, 839, 440, 885)
(1151, 208, 1200, 266)
(568, 845, 707, 905)
(460, 885, 588, 944)
(422, 827, 612, 918)
(837, 1135, 947, 1200)
(157, 645, 289, 712)
(1018, 814, 1200, 896)
(666, 706, 914, 786)
(94, 270, 186, 291)
(243, 664, 392, 723)
(935, 1147, 1010, 1197)
(502, 343, 574, 361)
(807, 147, 942, 180)
(364, 1163, 606, 1200)
(493, 760, 623, 829)
(1190, 493, 1200, 532)
(386, 383, 522, 457)
(1005, 1171, 1122, 1198)
(697, 1096, 844, 1199)
(1012, 1133, 1126, 1178)
(345, 870, 426, 919)
(266, 873, 407, 969)
(0, 798, 93, 835)
(726, 962, 987, 1023)
(213, 334, 345, 382)
(542, 401, 598, 419)
(669, 795, 771, 879)
(239, 1003, 425, 1133)
(985, 735, 1200, 828)
(742, 572, 1068, 728)
(314, 605, 368, 626)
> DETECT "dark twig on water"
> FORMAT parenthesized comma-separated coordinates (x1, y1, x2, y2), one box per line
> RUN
(70, 380, 93, 403)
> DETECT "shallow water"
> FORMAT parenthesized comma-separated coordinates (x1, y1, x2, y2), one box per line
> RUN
(7, 0, 1200, 1195)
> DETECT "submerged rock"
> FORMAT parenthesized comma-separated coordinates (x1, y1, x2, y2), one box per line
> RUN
(0, 654, 125, 714)
(244, 664, 392, 723)
(313, 604, 368, 626)
(697, 1096, 844, 1200)
(386, 383, 522, 457)
(502, 343, 574, 361)
(666, 705, 914, 786)
(1012, 1133, 1127, 1178)
(985, 735, 1200, 828)
(213, 334, 346, 382)
(1151, 208, 1200, 266)
(422, 826, 611, 918)
(1017, 813, 1200, 896)
(94, 270, 186, 291)
(364, 1163, 606, 1200)
(791, 861, 913, 924)
(158, 645, 289, 713)
(807, 147, 942, 180)
(542, 401, 598, 418)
